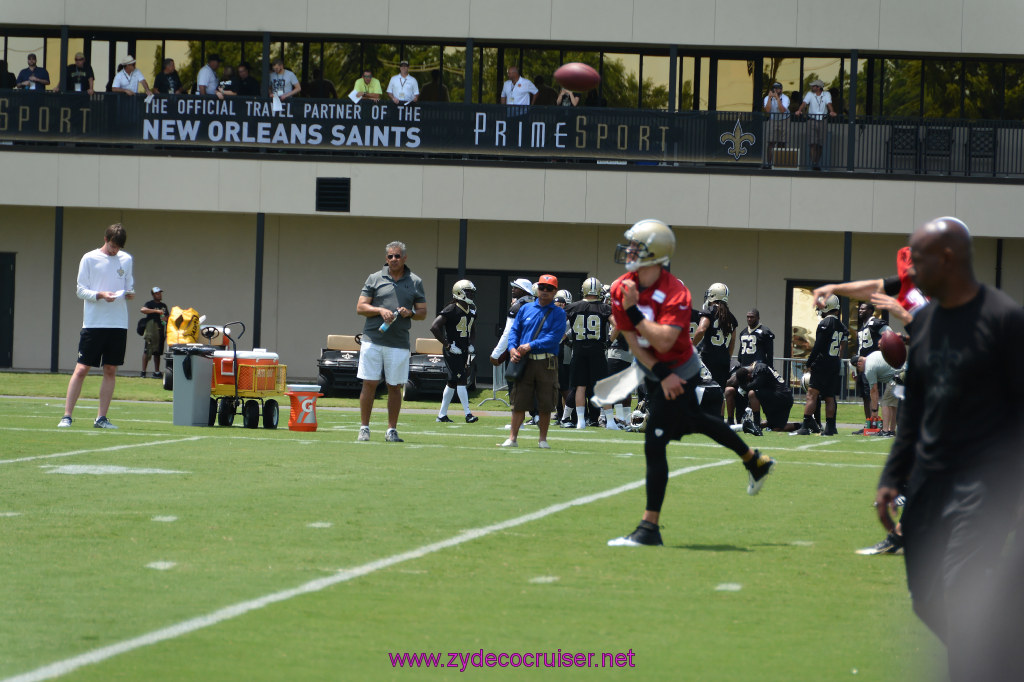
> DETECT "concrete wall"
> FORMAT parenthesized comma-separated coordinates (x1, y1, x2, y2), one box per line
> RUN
(5, 0, 1022, 56)
(1, 152, 1022, 238)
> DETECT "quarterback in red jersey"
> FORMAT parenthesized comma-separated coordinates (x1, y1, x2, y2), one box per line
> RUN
(606, 219, 776, 547)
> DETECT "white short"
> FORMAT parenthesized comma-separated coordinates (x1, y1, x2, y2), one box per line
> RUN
(357, 339, 410, 386)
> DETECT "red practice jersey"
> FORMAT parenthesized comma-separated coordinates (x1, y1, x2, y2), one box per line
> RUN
(610, 268, 695, 367)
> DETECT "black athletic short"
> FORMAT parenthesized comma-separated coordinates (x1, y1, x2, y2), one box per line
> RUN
(78, 327, 128, 367)
(702, 357, 730, 388)
(569, 345, 608, 388)
(443, 351, 470, 385)
(809, 365, 841, 398)
(558, 358, 570, 390)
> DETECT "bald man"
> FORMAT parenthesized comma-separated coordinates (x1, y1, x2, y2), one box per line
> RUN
(875, 217, 1024, 681)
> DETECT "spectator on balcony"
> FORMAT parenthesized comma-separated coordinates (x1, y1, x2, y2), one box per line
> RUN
(63, 52, 95, 94)
(386, 60, 419, 104)
(196, 54, 221, 95)
(584, 89, 607, 107)
(762, 82, 790, 168)
(500, 65, 537, 106)
(789, 90, 801, 116)
(556, 87, 579, 108)
(0, 61, 15, 89)
(216, 65, 236, 99)
(269, 59, 301, 100)
(795, 79, 837, 171)
(227, 62, 260, 96)
(307, 67, 337, 99)
(353, 68, 382, 101)
(418, 69, 449, 102)
(533, 75, 558, 105)
(151, 58, 184, 95)
(111, 56, 151, 95)
(16, 53, 50, 92)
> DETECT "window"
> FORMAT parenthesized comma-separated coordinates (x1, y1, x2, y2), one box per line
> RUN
(963, 61, 1003, 119)
(881, 59, 921, 117)
(602, 52, 640, 108)
(922, 59, 960, 118)
(641, 54, 670, 110)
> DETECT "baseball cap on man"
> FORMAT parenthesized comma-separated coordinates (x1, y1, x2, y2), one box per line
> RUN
(399, 60, 409, 67)
(772, 82, 783, 89)
(151, 286, 162, 293)
(537, 274, 559, 288)
(810, 79, 825, 88)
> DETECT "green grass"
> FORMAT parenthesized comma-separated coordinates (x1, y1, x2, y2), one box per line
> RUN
(0, 378, 939, 681)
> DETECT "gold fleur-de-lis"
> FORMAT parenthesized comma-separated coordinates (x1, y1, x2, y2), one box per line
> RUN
(720, 120, 755, 160)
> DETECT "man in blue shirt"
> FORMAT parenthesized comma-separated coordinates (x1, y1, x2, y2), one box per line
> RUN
(16, 53, 49, 91)
(501, 274, 567, 449)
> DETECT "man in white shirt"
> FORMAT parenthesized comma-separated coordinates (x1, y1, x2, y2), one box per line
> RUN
(59, 224, 136, 429)
(111, 56, 151, 95)
(795, 78, 837, 170)
(386, 60, 419, 104)
(196, 54, 220, 95)
(500, 65, 538, 106)
(269, 59, 301, 100)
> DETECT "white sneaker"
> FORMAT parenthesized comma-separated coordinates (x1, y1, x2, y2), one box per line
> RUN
(499, 438, 518, 448)
(605, 420, 621, 430)
(57, 416, 72, 428)
(357, 426, 370, 442)
(538, 440, 550, 449)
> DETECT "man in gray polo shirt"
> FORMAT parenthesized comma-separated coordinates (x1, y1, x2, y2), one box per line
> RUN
(858, 348, 901, 437)
(355, 240, 427, 442)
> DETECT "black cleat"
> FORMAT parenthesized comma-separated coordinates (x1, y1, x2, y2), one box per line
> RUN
(745, 450, 776, 495)
(742, 408, 763, 437)
(465, 414, 479, 423)
(607, 520, 663, 547)
(793, 426, 813, 436)
(821, 423, 838, 436)
(855, 532, 904, 555)
(436, 415, 454, 423)
(559, 420, 575, 429)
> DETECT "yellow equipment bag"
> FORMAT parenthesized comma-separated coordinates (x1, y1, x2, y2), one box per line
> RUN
(166, 306, 201, 345)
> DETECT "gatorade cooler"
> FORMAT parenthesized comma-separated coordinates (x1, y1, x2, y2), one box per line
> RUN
(286, 384, 323, 432)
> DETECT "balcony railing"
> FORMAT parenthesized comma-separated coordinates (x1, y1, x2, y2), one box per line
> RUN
(1, 92, 1021, 178)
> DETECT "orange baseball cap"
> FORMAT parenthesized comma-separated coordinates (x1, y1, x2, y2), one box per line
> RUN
(538, 274, 558, 288)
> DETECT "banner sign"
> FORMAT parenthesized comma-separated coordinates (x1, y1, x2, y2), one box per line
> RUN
(0, 93, 763, 164)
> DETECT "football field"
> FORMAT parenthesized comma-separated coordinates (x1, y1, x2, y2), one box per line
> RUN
(0, 388, 939, 681)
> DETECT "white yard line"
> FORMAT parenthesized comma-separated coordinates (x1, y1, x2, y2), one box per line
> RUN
(1, 459, 733, 682)
(0, 437, 204, 465)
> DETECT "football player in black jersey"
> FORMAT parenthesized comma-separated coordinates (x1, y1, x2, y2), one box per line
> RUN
(729, 309, 776, 424)
(795, 294, 848, 435)
(566, 277, 615, 429)
(728, 362, 802, 434)
(850, 302, 891, 432)
(693, 282, 738, 415)
(737, 309, 775, 367)
(554, 289, 576, 427)
(430, 279, 479, 424)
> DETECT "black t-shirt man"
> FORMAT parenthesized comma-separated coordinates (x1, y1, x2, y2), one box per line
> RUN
(880, 285, 1024, 487)
(65, 63, 95, 93)
(697, 304, 738, 382)
(234, 76, 260, 96)
(153, 70, 183, 95)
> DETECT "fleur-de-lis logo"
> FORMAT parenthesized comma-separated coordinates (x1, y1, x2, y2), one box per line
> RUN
(719, 120, 755, 160)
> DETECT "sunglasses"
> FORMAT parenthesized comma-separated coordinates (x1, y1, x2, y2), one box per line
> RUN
(537, 284, 556, 292)
(386, 254, 403, 260)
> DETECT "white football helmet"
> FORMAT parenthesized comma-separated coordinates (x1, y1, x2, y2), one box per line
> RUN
(818, 294, 840, 317)
(615, 219, 675, 272)
(554, 289, 573, 304)
(452, 279, 476, 304)
(581, 277, 603, 298)
(704, 283, 729, 308)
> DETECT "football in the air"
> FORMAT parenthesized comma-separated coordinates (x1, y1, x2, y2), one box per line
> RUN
(879, 330, 907, 368)
(554, 62, 601, 91)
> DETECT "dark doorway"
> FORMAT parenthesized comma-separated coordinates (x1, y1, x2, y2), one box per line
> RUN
(0, 253, 14, 367)
(437, 268, 587, 385)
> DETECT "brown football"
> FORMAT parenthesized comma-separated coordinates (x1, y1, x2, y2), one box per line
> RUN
(879, 330, 907, 368)
(554, 63, 601, 92)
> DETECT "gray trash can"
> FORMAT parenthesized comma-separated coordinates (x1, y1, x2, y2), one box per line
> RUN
(171, 345, 217, 426)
